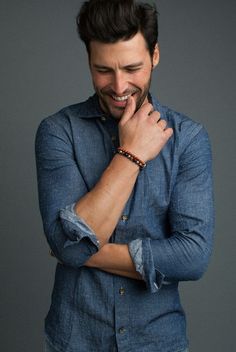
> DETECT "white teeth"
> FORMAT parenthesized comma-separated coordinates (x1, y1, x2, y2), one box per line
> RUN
(112, 94, 131, 101)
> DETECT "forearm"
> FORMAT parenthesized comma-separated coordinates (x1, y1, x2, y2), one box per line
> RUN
(74, 154, 139, 247)
(85, 243, 142, 280)
(74, 97, 172, 249)
(100, 268, 142, 280)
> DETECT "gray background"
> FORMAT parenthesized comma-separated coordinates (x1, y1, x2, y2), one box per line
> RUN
(1, 0, 235, 351)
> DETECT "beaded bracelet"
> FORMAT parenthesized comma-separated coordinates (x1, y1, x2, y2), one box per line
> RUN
(116, 147, 147, 170)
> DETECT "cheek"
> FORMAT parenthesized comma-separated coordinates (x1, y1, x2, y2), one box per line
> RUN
(141, 67, 152, 78)
(92, 73, 110, 89)
(132, 70, 151, 87)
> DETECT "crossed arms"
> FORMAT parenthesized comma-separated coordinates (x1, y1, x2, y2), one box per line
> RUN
(35, 98, 214, 289)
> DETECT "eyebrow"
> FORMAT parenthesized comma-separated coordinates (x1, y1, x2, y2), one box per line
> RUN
(93, 62, 144, 70)
(124, 62, 144, 69)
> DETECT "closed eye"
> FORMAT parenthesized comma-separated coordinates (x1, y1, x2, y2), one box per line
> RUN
(93, 62, 143, 74)
(96, 68, 112, 74)
(125, 67, 141, 73)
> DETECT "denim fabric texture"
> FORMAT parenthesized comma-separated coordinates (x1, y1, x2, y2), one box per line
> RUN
(35, 94, 214, 352)
(44, 338, 190, 352)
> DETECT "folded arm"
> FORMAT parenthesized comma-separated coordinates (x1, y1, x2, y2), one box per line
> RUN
(35, 98, 171, 273)
(85, 243, 142, 280)
(36, 109, 213, 290)
(35, 116, 140, 269)
(84, 126, 214, 292)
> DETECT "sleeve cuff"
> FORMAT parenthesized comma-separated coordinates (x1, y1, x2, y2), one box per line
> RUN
(60, 203, 100, 250)
(128, 239, 145, 279)
(129, 238, 165, 294)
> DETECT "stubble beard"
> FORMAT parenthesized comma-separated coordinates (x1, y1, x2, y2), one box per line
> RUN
(95, 76, 152, 120)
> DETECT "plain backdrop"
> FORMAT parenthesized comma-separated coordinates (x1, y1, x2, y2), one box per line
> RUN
(1, 1, 235, 351)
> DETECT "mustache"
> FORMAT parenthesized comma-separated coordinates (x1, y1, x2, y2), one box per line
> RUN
(101, 88, 140, 96)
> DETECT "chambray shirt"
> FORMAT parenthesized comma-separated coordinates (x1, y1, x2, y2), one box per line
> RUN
(35, 94, 214, 352)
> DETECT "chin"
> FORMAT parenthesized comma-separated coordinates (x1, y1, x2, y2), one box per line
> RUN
(109, 108, 124, 120)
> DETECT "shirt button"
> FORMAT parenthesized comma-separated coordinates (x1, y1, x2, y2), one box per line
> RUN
(121, 215, 128, 221)
(111, 135, 116, 142)
(119, 327, 126, 334)
(119, 287, 125, 295)
(101, 116, 106, 122)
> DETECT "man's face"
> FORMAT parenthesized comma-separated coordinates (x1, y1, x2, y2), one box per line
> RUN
(89, 32, 159, 119)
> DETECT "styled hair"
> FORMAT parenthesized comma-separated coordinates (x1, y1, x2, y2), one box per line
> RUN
(76, 0, 158, 57)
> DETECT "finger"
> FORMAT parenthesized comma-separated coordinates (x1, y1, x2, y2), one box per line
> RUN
(139, 102, 155, 118)
(149, 111, 160, 124)
(148, 108, 155, 116)
(164, 127, 174, 140)
(157, 119, 167, 130)
(120, 95, 136, 124)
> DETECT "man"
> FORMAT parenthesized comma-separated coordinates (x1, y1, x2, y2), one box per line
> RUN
(35, 1, 214, 351)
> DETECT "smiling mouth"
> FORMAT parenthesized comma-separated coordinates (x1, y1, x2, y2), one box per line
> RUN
(111, 90, 139, 102)
(111, 94, 131, 102)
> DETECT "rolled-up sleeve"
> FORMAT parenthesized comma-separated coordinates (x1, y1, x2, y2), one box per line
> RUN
(128, 239, 165, 293)
(130, 126, 214, 293)
(35, 116, 100, 268)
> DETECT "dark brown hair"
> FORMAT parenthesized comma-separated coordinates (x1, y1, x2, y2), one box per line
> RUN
(76, 0, 158, 57)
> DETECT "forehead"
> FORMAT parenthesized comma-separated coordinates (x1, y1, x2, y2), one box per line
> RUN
(89, 32, 150, 65)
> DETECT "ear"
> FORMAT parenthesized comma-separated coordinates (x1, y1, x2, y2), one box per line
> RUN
(152, 43, 160, 69)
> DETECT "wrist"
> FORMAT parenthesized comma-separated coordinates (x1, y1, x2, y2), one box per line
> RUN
(112, 153, 140, 174)
(119, 143, 148, 163)
(116, 147, 147, 170)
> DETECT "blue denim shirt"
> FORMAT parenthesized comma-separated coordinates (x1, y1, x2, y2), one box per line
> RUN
(35, 94, 214, 352)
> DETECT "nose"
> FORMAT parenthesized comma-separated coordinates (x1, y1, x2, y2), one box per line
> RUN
(111, 71, 129, 96)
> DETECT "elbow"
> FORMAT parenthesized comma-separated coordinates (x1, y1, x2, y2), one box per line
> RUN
(184, 248, 212, 281)
(60, 240, 98, 269)
(44, 220, 99, 269)
(188, 266, 206, 281)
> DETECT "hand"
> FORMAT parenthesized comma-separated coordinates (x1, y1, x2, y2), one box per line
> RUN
(118, 96, 173, 162)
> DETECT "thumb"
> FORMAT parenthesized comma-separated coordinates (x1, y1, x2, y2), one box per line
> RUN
(120, 95, 136, 124)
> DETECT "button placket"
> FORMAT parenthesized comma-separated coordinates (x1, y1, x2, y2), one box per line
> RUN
(114, 278, 130, 349)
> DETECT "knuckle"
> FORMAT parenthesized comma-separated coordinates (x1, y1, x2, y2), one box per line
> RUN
(147, 103, 153, 110)
(141, 102, 153, 114)
(148, 117, 156, 125)
(151, 111, 159, 120)
(161, 119, 167, 126)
